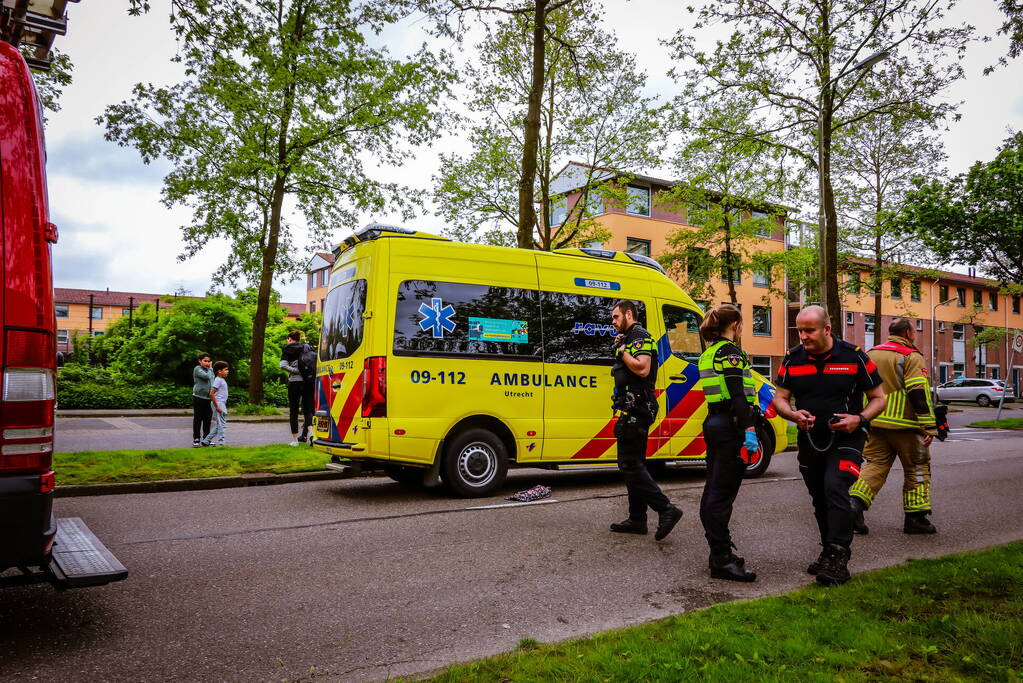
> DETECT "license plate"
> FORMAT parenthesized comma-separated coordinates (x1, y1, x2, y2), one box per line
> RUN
(317, 417, 330, 431)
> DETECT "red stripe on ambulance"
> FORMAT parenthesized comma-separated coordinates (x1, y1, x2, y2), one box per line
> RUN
(335, 375, 365, 441)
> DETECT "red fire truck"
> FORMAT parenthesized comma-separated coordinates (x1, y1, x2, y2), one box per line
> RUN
(1, 3, 126, 589)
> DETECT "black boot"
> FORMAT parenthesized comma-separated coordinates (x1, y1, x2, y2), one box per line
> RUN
(904, 511, 937, 534)
(815, 544, 851, 586)
(851, 497, 869, 535)
(806, 547, 827, 575)
(610, 518, 647, 535)
(654, 505, 683, 541)
(709, 551, 756, 582)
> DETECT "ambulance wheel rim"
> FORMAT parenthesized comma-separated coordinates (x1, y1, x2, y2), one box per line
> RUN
(456, 442, 497, 487)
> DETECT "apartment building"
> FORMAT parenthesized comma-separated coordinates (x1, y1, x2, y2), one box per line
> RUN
(306, 252, 335, 314)
(54, 288, 306, 355)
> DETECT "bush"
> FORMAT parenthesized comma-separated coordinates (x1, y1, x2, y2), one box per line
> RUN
(57, 379, 291, 409)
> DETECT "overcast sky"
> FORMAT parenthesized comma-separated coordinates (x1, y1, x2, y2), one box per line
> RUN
(44, 1, 1022, 305)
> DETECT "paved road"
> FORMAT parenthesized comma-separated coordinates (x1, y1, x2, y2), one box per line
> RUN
(55, 416, 295, 451)
(2, 419, 1021, 681)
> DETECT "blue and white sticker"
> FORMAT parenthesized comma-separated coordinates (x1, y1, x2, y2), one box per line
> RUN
(573, 277, 621, 291)
(418, 297, 456, 338)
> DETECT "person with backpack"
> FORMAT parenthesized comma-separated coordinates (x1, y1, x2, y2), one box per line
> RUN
(280, 330, 317, 445)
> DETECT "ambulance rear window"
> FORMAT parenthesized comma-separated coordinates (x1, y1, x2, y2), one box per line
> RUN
(320, 279, 367, 360)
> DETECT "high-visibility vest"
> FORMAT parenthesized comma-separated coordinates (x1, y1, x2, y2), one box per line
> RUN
(868, 341, 936, 430)
(698, 339, 756, 405)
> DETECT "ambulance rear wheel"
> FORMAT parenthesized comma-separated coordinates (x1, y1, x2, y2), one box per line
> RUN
(742, 423, 774, 479)
(443, 428, 508, 498)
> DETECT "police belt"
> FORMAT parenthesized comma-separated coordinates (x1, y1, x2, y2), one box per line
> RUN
(706, 402, 734, 416)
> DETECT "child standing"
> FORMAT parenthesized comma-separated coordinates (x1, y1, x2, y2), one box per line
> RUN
(202, 361, 230, 447)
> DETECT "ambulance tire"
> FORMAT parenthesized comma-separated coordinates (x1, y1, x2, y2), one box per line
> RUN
(385, 465, 425, 487)
(741, 423, 774, 479)
(442, 428, 508, 498)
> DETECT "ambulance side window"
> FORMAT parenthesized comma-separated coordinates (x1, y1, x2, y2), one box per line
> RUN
(541, 292, 645, 365)
(320, 279, 367, 361)
(393, 280, 541, 359)
(662, 304, 703, 364)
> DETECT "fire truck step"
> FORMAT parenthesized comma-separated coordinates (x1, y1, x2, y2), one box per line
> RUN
(48, 518, 128, 588)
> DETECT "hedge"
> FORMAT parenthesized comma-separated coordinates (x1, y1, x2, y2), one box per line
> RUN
(57, 380, 290, 410)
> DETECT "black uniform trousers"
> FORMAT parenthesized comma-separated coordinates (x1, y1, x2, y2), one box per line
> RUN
(288, 380, 315, 438)
(615, 413, 671, 521)
(700, 412, 748, 555)
(796, 429, 867, 549)
(192, 396, 212, 441)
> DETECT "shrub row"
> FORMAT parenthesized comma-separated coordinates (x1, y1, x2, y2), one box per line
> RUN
(57, 380, 290, 410)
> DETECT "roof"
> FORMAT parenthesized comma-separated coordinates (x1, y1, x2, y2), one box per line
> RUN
(54, 288, 173, 307)
(307, 252, 336, 271)
(282, 302, 306, 317)
(844, 258, 1016, 290)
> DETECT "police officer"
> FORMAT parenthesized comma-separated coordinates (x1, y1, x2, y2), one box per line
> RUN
(772, 305, 886, 586)
(850, 318, 942, 535)
(697, 304, 758, 582)
(608, 300, 683, 541)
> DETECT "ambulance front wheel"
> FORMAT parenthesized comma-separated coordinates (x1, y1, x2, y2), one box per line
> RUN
(442, 428, 508, 498)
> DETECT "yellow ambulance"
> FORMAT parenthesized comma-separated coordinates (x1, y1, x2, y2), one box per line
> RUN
(312, 224, 788, 497)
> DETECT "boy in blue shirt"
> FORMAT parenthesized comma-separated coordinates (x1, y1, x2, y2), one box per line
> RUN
(201, 361, 230, 447)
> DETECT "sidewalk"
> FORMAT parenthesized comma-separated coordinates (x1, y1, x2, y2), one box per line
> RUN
(57, 408, 290, 422)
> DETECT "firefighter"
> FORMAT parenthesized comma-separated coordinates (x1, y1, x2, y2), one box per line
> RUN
(850, 317, 942, 534)
(608, 300, 683, 541)
(772, 305, 886, 586)
(697, 304, 758, 582)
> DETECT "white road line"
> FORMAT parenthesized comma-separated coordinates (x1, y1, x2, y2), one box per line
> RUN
(465, 500, 560, 510)
(947, 458, 989, 464)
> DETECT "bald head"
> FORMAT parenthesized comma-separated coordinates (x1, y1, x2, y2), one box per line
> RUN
(796, 305, 830, 327)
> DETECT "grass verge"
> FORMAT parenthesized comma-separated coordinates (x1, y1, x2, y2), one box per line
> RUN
(230, 403, 285, 416)
(54, 444, 324, 486)
(969, 417, 1023, 430)
(418, 542, 1023, 682)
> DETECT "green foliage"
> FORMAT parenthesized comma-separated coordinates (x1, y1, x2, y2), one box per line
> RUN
(231, 403, 284, 416)
(24, 48, 72, 120)
(901, 132, 1023, 285)
(102, 0, 452, 402)
(432, 0, 661, 251)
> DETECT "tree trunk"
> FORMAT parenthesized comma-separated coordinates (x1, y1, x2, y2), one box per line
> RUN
(817, 2, 842, 334)
(872, 170, 883, 344)
(248, 176, 287, 404)
(724, 212, 737, 304)
(517, 0, 546, 249)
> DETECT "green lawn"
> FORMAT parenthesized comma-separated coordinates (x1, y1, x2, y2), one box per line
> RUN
(417, 542, 1023, 682)
(54, 444, 325, 486)
(969, 417, 1023, 430)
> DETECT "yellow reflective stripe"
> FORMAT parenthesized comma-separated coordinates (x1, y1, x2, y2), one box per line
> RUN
(874, 416, 923, 428)
(903, 484, 932, 512)
(850, 478, 875, 507)
(905, 376, 927, 387)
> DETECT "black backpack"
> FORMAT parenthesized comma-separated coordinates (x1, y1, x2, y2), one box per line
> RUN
(298, 344, 317, 382)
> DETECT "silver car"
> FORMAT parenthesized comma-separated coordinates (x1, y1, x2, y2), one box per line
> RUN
(936, 378, 1014, 407)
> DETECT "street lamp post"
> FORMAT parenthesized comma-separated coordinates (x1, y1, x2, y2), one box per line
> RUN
(817, 50, 889, 334)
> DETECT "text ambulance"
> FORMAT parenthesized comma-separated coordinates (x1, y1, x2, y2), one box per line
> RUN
(312, 224, 788, 497)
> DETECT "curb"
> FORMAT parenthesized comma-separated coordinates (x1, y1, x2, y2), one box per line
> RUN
(55, 470, 346, 498)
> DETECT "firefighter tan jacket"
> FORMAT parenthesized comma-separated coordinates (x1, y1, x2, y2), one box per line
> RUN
(867, 335, 937, 433)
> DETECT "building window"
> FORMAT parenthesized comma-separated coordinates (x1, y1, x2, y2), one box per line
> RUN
(956, 287, 966, 307)
(626, 185, 650, 217)
(939, 284, 949, 302)
(846, 312, 854, 325)
(973, 289, 982, 307)
(976, 364, 986, 379)
(584, 188, 603, 217)
(309, 301, 316, 313)
(320, 298, 325, 312)
(549, 196, 568, 226)
(55, 304, 69, 318)
(990, 291, 998, 312)
(307, 273, 314, 289)
(890, 277, 902, 299)
(752, 305, 771, 336)
(938, 321, 947, 333)
(916, 318, 924, 331)
(1014, 295, 1021, 314)
(848, 271, 862, 294)
(720, 264, 741, 284)
(750, 355, 772, 377)
(90, 306, 103, 320)
(865, 314, 876, 333)
(952, 323, 965, 341)
(626, 237, 651, 257)
(93, 330, 104, 337)
(753, 267, 770, 288)
(57, 329, 69, 344)
(953, 362, 965, 377)
(911, 280, 921, 302)
(991, 367, 1000, 380)
(750, 210, 771, 238)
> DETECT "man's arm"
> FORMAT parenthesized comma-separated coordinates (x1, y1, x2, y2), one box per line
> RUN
(771, 386, 815, 430)
(620, 351, 651, 376)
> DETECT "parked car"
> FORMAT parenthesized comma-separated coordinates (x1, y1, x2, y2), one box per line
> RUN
(936, 378, 1014, 407)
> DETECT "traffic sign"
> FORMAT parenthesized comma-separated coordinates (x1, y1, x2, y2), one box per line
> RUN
(1014, 330, 1023, 354)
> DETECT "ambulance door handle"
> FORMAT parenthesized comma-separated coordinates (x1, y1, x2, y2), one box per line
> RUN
(669, 375, 686, 381)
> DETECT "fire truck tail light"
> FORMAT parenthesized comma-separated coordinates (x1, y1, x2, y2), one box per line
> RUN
(2, 368, 55, 401)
